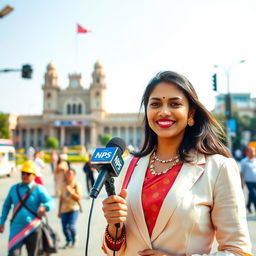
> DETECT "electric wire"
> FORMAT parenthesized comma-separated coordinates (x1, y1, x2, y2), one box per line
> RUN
(85, 197, 95, 256)
(113, 226, 119, 256)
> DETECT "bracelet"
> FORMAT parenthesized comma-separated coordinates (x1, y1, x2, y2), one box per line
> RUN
(105, 225, 126, 245)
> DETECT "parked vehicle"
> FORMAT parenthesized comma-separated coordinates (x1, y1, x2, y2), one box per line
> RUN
(0, 139, 16, 177)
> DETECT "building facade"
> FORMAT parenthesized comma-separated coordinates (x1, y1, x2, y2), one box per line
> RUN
(213, 93, 256, 118)
(12, 62, 144, 150)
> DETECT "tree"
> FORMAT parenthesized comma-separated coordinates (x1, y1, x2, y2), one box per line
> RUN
(248, 117, 256, 141)
(0, 112, 10, 138)
(46, 136, 59, 149)
(100, 133, 112, 146)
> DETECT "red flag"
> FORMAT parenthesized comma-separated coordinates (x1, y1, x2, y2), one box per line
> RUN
(77, 24, 92, 33)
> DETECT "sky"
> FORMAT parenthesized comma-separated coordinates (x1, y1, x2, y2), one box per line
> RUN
(1, 0, 256, 115)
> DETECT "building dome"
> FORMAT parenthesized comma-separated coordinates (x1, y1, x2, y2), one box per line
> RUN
(47, 62, 56, 71)
(44, 62, 59, 88)
(94, 61, 103, 69)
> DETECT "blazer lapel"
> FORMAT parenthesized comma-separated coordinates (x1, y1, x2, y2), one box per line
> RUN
(128, 154, 152, 248)
(151, 155, 205, 241)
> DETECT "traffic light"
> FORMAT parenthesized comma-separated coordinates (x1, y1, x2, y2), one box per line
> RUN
(21, 64, 33, 79)
(212, 73, 217, 91)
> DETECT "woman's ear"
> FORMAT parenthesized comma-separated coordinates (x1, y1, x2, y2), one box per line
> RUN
(189, 107, 196, 119)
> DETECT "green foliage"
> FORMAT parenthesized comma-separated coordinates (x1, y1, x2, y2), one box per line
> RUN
(0, 112, 10, 138)
(16, 155, 27, 165)
(248, 118, 256, 141)
(213, 110, 256, 149)
(45, 136, 59, 149)
(100, 133, 112, 146)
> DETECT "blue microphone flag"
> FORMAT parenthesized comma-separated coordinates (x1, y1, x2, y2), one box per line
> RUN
(91, 147, 124, 176)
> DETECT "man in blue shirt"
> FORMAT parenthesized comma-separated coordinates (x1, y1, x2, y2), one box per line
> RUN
(0, 161, 54, 256)
(240, 146, 256, 214)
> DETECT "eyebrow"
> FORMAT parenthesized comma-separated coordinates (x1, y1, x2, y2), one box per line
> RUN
(149, 96, 183, 101)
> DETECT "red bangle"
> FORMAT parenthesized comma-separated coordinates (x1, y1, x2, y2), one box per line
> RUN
(105, 225, 126, 245)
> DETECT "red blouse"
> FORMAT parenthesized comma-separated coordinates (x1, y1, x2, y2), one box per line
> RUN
(105, 161, 183, 250)
(142, 163, 183, 237)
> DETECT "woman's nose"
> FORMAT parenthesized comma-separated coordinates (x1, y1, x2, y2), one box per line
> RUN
(159, 106, 170, 116)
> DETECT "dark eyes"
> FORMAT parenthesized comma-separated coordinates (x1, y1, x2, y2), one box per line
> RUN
(149, 102, 182, 107)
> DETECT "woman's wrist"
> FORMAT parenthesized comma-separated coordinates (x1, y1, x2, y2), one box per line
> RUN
(105, 224, 126, 251)
(107, 223, 124, 239)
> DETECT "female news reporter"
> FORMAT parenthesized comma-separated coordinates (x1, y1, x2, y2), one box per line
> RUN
(101, 71, 252, 256)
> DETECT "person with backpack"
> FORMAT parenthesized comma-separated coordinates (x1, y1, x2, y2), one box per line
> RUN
(101, 71, 252, 256)
(0, 161, 54, 256)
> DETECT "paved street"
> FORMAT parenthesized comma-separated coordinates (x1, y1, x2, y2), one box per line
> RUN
(0, 163, 255, 256)
(0, 163, 107, 256)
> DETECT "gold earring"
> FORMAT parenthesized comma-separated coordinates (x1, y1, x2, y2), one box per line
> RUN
(187, 117, 195, 127)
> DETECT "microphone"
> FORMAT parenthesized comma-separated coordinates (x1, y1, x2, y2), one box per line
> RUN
(89, 137, 126, 199)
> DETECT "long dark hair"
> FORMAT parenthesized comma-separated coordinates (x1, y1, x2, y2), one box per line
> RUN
(134, 71, 231, 162)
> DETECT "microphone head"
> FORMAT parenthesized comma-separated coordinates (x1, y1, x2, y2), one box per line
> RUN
(106, 137, 126, 155)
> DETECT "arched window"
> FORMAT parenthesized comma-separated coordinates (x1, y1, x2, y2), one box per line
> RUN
(112, 127, 118, 137)
(128, 127, 134, 145)
(78, 104, 82, 114)
(72, 104, 76, 114)
(121, 127, 126, 141)
(104, 127, 110, 134)
(67, 104, 71, 114)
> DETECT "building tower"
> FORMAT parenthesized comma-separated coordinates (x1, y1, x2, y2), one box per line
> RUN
(42, 62, 60, 115)
(89, 61, 107, 118)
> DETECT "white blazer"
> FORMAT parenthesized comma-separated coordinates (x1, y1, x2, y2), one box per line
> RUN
(102, 153, 252, 256)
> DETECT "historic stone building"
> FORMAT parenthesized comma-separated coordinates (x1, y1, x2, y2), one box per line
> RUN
(12, 62, 144, 150)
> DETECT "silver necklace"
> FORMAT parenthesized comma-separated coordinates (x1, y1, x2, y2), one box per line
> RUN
(149, 152, 180, 176)
(153, 151, 179, 163)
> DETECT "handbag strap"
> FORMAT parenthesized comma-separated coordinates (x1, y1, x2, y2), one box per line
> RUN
(16, 184, 41, 220)
(10, 184, 37, 223)
(74, 183, 83, 213)
(122, 157, 140, 189)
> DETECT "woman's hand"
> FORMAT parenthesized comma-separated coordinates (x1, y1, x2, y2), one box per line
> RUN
(138, 249, 173, 255)
(37, 206, 47, 217)
(66, 185, 73, 193)
(0, 225, 4, 233)
(102, 189, 128, 238)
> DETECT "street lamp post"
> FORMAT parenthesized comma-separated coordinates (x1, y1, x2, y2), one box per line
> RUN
(214, 60, 246, 153)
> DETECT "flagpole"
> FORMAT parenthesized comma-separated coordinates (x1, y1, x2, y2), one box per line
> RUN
(75, 23, 91, 72)
(74, 24, 78, 72)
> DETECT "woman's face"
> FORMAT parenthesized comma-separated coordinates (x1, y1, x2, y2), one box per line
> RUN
(147, 82, 193, 142)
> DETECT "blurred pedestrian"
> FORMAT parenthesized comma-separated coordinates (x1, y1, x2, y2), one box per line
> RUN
(33, 151, 46, 185)
(240, 146, 256, 214)
(58, 168, 82, 249)
(26, 146, 35, 161)
(234, 148, 242, 161)
(54, 154, 69, 197)
(83, 154, 95, 196)
(50, 151, 58, 174)
(0, 161, 54, 256)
